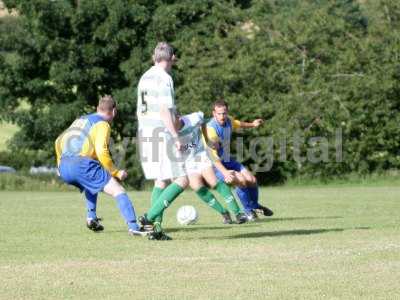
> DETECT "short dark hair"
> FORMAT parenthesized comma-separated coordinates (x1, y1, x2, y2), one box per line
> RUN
(98, 95, 116, 112)
(213, 99, 228, 110)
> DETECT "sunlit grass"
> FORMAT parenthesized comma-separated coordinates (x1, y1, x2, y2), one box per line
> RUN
(1, 186, 399, 299)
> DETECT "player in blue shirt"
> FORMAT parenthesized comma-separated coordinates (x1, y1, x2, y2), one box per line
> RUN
(55, 95, 149, 237)
(206, 99, 274, 220)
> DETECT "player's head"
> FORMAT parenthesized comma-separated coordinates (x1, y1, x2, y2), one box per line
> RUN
(153, 42, 176, 72)
(212, 99, 229, 125)
(97, 95, 117, 122)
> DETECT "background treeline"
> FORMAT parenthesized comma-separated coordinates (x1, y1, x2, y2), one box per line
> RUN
(0, 0, 399, 188)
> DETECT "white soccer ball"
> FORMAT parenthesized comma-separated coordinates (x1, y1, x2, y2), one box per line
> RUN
(176, 205, 198, 225)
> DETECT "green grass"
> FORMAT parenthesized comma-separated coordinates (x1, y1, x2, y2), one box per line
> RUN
(1, 186, 399, 299)
(0, 122, 18, 151)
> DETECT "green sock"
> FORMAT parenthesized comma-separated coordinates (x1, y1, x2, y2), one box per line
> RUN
(196, 186, 227, 215)
(147, 183, 184, 221)
(153, 221, 163, 233)
(151, 187, 164, 224)
(215, 181, 241, 215)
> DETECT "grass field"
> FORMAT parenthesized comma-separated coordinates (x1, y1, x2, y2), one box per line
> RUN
(1, 186, 399, 299)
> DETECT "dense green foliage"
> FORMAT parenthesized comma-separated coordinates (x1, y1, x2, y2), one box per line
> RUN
(0, 0, 399, 187)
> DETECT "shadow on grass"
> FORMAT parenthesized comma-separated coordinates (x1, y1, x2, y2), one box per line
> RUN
(167, 225, 234, 233)
(255, 216, 343, 223)
(105, 226, 371, 239)
(104, 216, 345, 234)
(226, 226, 371, 239)
(104, 223, 261, 234)
(226, 228, 344, 239)
(166, 222, 267, 233)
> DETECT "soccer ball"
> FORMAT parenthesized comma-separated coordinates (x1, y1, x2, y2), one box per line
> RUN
(176, 205, 198, 225)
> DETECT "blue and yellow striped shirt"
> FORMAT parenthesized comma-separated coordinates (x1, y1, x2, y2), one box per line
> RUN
(55, 113, 121, 178)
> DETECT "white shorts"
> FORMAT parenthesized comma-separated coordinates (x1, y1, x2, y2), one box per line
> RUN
(184, 151, 213, 176)
(138, 127, 186, 181)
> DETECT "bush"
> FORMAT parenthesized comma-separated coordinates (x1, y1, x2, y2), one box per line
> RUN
(0, 150, 52, 170)
(0, 173, 73, 191)
(1, 0, 400, 184)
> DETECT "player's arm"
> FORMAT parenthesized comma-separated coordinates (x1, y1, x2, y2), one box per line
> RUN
(160, 105, 179, 138)
(55, 136, 62, 171)
(93, 122, 123, 180)
(158, 78, 179, 136)
(158, 79, 181, 149)
(230, 117, 264, 130)
(202, 124, 220, 157)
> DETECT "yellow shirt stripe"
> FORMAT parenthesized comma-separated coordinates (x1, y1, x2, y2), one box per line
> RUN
(55, 120, 120, 178)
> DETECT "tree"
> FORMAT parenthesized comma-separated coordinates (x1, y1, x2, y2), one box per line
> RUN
(0, 0, 243, 187)
(1, 0, 399, 186)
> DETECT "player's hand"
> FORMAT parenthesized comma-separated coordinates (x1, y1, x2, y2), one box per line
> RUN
(252, 119, 264, 128)
(118, 170, 128, 181)
(223, 170, 235, 184)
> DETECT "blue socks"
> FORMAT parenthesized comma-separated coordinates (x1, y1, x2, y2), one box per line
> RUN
(248, 186, 260, 208)
(235, 187, 253, 213)
(85, 191, 140, 231)
(235, 186, 260, 213)
(115, 193, 139, 231)
(85, 190, 98, 220)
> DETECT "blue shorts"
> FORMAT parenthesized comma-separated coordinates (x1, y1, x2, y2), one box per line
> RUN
(59, 156, 111, 194)
(214, 159, 246, 181)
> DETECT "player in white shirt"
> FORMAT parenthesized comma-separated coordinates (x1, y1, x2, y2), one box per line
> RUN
(176, 112, 248, 224)
(136, 42, 188, 240)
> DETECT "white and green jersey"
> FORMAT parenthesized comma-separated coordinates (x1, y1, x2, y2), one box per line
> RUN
(137, 65, 176, 129)
(179, 112, 206, 159)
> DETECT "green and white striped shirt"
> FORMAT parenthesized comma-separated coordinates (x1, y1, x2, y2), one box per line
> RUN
(137, 65, 176, 129)
(179, 112, 206, 159)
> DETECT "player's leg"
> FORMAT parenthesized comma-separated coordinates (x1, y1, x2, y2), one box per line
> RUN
(140, 176, 188, 240)
(189, 173, 231, 223)
(152, 180, 168, 207)
(202, 166, 247, 224)
(240, 168, 260, 211)
(240, 168, 257, 185)
(85, 190, 98, 220)
(58, 157, 105, 231)
(103, 177, 146, 236)
(233, 166, 260, 220)
(84, 190, 104, 231)
(232, 171, 248, 187)
(213, 161, 253, 217)
(146, 175, 188, 222)
(150, 179, 169, 231)
(238, 168, 259, 212)
(144, 133, 188, 223)
(235, 186, 257, 220)
(213, 163, 246, 187)
(220, 159, 256, 216)
(239, 168, 274, 217)
(59, 157, 146, 236)
(139, 133, 190, 239)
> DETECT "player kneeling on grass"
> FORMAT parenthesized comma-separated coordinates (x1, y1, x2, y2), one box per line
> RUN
(55, 95, 148, 237)
(177, 112, 248, 224)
